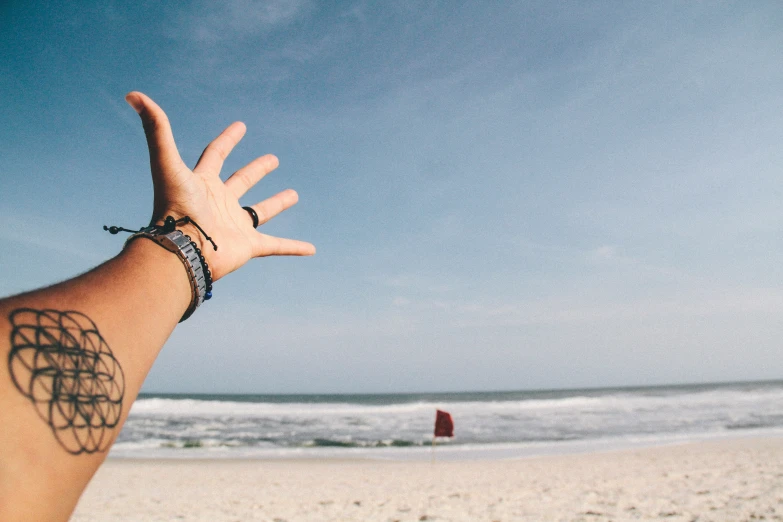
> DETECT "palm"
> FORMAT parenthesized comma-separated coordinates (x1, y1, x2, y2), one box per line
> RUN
(126, 92, 315, 281)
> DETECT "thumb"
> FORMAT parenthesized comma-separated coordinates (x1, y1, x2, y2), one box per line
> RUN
(125, 91, 186, 174)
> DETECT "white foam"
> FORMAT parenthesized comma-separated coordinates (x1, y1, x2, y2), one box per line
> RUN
(117, 383, 783, 458)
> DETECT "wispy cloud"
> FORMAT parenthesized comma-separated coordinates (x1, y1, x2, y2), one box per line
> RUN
(0, 209, 107, 263)
(169, 0, 312, 43)
(374, 285, 783, 331)
(587, 245, 619, 263)
(584, 245, 676, 276)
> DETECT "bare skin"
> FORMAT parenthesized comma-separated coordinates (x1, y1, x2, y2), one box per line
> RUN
(0, 92, 314, 521)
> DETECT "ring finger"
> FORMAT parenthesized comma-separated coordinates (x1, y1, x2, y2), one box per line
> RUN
(243, 189, 300, 228)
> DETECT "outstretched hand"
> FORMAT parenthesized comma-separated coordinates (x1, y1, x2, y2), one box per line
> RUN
(124, 91, 315, 282)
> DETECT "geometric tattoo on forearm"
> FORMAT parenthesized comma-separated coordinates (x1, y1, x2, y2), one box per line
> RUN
(7, 308, 125, 455)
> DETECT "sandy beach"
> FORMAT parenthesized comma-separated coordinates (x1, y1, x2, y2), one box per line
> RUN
(71, 437, 783, 521)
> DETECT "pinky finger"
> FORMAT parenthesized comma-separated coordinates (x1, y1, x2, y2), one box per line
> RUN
(253, 234, 316, 257)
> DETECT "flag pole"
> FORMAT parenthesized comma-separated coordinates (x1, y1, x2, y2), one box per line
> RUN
(431, 435, 436, 464)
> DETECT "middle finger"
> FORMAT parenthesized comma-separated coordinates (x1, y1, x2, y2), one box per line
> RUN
(225, 154, 280, 199)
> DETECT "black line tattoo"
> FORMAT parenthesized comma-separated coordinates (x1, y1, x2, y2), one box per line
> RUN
(8, 308, 125, 455)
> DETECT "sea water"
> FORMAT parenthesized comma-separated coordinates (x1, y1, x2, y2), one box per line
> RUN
(110, 380, 783, 460)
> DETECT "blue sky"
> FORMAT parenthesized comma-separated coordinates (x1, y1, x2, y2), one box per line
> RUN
(2, 1, 782, 393)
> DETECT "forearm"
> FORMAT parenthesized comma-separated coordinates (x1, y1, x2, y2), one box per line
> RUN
(0, 90, 314, 521)
(0, 238, 190, 521)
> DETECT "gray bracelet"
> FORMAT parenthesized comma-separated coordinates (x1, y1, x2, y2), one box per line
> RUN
(126, 229, 207, 322)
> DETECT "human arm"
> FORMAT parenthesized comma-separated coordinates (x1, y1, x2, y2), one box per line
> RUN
(0, 92, 315, 521)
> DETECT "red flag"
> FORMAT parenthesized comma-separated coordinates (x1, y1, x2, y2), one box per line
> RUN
(434, 409, 454, 438)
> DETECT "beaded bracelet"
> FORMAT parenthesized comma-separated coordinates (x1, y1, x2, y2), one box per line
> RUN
(104, 216, 217, 322)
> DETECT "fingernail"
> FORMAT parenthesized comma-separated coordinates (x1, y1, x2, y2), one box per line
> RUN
(125, 94, 143, 114)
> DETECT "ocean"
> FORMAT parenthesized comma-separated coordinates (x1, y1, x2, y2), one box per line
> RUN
(111, 380, 783, 460)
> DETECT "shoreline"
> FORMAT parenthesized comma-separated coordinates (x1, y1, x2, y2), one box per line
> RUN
(107, 427, 783, 462)
(74, 436, 783, 521)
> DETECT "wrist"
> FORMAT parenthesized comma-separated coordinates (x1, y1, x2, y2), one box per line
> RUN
(105, 212, 216, 321)
(120, 238, 192, 319)
(151, 213, 218, 272)
(120, 216, 214, 321)
(129, 231, 212, 322)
